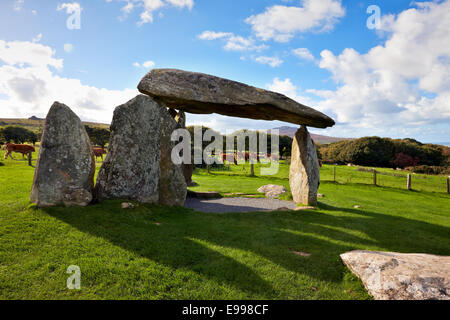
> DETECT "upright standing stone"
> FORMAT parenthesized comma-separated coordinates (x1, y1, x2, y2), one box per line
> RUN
(95, 95, 161, 203)
(289, 126, 320, 205)
(30, 102, 95, 207)
(95, 95, 187, 206)
(158, 101, 188, 206)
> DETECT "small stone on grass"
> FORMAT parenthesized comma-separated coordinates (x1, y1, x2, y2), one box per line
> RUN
(121, 202, 134, 209)
(292, 251, 311, 257)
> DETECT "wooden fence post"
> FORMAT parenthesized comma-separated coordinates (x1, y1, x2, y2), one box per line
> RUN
(28, 151, 32, 167)
(333, 166, 336, 183)
(207, 164, 210, 174)
(407, 174, 412, 190)
(373, 169, 377, 186)
(250, 163, 255, 177)
(447, 177, 449, 194)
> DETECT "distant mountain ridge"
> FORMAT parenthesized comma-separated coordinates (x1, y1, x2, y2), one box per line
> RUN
(273, 126, 353, 145)
(0, 118, 110, 132)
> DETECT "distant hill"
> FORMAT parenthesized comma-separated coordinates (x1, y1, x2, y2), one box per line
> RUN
(0, 118, 110, 133)
(273, 126, 353, 145)
(28, 116, 44, 121)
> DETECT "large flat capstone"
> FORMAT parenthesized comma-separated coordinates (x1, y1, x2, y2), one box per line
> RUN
(138, 69, 335, 129)
(95, 95, 186, 206)
(30, 102, 95, 207)
(341, 250, 450, 300)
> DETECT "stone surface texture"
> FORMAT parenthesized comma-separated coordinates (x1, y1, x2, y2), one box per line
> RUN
(30, 102, 95, 207)
(341, 250, 450, 300)
(95, 95, 186, 206)
(289, 126, 320, 205)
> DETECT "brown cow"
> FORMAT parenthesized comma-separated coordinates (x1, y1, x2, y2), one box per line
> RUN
(4, 143, 35, 160)
(93, 147, 107, 161)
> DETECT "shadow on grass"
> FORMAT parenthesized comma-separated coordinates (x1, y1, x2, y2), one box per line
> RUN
(43, 195, 450, 297)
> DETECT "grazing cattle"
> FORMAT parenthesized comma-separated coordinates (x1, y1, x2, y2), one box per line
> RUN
(220, 153, 237, 165)
(220, 152, 280, 165)
(4, 143, 35, 160)
(93, 147, 107, 161)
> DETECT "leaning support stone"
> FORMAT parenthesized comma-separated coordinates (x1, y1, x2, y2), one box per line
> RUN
(95, 95, 186, 206)
(30, 102, 95, 207)
(158, 101, 188, 206)
(289, 126, 320, 206)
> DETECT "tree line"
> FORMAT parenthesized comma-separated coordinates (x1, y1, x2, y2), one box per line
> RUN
(185, 126, 294, 158)
(0, 125, 110, 149)
(318, 136, 449, 171)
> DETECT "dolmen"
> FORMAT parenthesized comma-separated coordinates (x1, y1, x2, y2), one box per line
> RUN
(138, 69, 334, 205)
(30, 68, 335, 207)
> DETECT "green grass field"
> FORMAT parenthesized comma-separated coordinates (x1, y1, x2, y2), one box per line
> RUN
(0, 148, 449, 300)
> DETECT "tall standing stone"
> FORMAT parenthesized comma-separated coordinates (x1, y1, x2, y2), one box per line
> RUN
(172, 110, 194, 187)
(158, 101, 188, 206)
(95, 95, 187, 206)
(30, 102, 95, 207)
(289, 126, 320, 206)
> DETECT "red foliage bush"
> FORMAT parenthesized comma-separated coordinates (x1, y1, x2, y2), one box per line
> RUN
(393, 153, 420, 168)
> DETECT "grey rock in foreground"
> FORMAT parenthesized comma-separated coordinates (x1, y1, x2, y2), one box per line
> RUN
(30, 102, 95, 207)
(289, 126, 320, 205)
(95, 95, 186, 206)
(138, 69, 335, 128)
(341, 250, 450, 300)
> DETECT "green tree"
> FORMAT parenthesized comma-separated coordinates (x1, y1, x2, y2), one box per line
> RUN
(85, 126, 110, 148)
(1, 126, 37, 144)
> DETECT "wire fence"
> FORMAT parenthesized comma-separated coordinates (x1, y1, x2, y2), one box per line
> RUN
(320, 165, 450, 194)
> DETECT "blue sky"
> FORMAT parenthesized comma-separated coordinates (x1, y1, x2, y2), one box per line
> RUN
(0, 0, 449, 142)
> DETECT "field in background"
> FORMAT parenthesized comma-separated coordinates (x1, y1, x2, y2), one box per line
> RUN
(190, 161, 450, 196)
(0, 150, 449, 299)
(0, 118, 110, 133)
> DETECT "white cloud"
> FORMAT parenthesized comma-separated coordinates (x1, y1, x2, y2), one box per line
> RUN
(309, 1, 450, 135)
(57, 2, 81, 14)
(0, 40, 137, 123)
(133, 60, 155, 68)
(246, 0, 345, 42)
(142, 61, 155, 68)
(63, 43, 74, 53)
(13, 0, 24, 11)
(0, 40, 63, 70)
(198, 31, 268, 52)
(292, 48, 315, 61)
(166, 0, 193, 9)
(109, 0, 194, 25)
(267, 77, 314, 105)
(198, 31, 233, 41)
(32, 33, 42, 43)
(253, 56, 283, 68)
